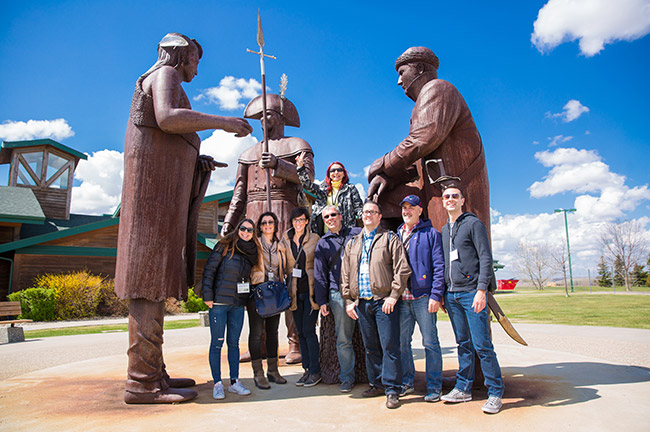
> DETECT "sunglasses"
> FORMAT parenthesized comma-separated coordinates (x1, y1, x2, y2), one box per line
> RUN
(293, 217, 308, 223)
(239, 226, 254, 233)
(323, 212, 340, 220)
(329, 168, 344, 173)
(443, 193, 461, 200)
(260, 220, 275, 225)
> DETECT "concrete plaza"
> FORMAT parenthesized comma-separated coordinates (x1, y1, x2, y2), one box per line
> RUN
(1, 315, 649, 431)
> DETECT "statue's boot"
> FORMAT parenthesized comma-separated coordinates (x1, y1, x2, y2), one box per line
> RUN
(162, 364, 196, 388)
(124, 299, 197, 404)
(284, 312, 302, 364)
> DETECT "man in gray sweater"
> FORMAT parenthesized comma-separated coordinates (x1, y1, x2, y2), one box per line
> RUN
(440, 185, 504, 414)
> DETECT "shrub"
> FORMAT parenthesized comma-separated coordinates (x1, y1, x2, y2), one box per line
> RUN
(33, 271, 105, 320)
(182, 286, 208, 313)
(7, 287, 58, 321)
(96, 278, 129, 317)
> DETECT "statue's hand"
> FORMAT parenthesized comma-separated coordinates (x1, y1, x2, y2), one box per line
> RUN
(198, 155, 227, 171)
(259, 152, 278, 169)
(220, 222, 234, 237)
(367, 156, 384, 181)
(367, 174, 389, 201)
(225, 117, 253, 137)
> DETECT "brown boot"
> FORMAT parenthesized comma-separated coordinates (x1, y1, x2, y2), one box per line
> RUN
(162, 364, 195, 388)
(267, 357, 287, 384)
(285, 312, 302, 364)
(252, 359, 271, 389)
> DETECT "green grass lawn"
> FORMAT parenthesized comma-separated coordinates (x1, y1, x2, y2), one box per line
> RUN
(492, 290, 650, 329)
(24, 319, 201, 339)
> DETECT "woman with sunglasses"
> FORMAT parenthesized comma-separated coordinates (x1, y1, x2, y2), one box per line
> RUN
(281, 207, 322, 386)
(247, 211, 288, 389)
(201, 218, 262, 400)
(296, 154, 363, 236)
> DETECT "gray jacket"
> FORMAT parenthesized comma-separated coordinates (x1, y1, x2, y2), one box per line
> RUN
(441, 212, 493, 292)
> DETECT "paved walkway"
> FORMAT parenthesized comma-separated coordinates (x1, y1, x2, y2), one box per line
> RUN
(1, 317, 649, 431)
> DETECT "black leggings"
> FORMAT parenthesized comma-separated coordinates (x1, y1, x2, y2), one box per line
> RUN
(246, 297, 281, 360)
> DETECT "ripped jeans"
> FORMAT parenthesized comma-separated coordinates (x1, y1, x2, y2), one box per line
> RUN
(208, 304, 245, 383)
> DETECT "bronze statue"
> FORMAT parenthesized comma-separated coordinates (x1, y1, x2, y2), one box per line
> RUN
(115, 33, 252, 404)
(367, 47, 490, 234)
(222, 94, 314, 363)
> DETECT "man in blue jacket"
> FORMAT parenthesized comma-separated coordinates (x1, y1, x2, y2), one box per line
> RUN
(397, 195, 445, 402)
(313, 205, 362, 392)
(439, 185, 504, 414)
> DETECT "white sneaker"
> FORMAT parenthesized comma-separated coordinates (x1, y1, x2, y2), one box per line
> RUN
(482, 396, 503, 414)
(228, 379, 251, 396)
(212, 381, 225, 400)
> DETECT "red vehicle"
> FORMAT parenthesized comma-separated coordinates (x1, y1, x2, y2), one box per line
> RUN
(497, 279, 519, 290)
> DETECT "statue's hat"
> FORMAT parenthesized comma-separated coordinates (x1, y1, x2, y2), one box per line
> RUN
(244, 94, 300, 128)
(395, 47, 439, 71)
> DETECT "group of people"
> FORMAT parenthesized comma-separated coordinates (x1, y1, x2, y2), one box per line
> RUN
(201, 157, 505, 414)
(117, 30, 501, 414)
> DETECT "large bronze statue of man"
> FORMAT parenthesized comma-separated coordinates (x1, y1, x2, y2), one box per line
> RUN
(115, 33, 252, 404)
(222, 94, 314, 363)
(367, 47, 490, 233)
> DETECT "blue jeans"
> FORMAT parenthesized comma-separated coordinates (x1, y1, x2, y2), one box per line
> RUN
(329, 289, 356, 384)
(356, 298, 402, 395)
(293, 292, 320, 374)
(445, 290, 504, 397)
(208, 304, 245, 383)
(399, 295, 442, 394)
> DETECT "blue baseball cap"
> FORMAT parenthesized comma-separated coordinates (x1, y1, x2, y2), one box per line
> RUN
(400, 195, 422, 207)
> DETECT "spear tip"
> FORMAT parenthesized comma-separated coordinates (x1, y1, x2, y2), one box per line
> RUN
(257, 9, 265, 48)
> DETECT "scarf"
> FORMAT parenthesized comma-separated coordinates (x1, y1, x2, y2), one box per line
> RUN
(236, 238, 258, 266)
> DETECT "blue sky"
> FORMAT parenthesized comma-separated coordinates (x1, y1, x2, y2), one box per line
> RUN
(1, 0, 649, 278)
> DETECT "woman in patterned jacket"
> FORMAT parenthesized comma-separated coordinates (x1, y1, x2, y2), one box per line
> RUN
(296, 154, 363, 236)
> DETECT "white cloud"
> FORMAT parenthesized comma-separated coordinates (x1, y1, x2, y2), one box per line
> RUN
(546, 100, 590, 122)
(493, 146, 650, 278)
(0, 119, 74, 141)
(529, 147, 623, 197)
(531, 0, 650, 56)
(355, 183, 367, 200)
(194, 76, 262, 110)
(71, 150, 123, 215)
(547, 135, 573, 147)
(199, 130, 259, 195)
(363, 165, 371, 178)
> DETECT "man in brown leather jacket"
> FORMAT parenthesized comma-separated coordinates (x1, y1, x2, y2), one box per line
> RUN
(222, 94, 314, 363)
(367, 47, 490, 234)
(340, 200, 411, 409)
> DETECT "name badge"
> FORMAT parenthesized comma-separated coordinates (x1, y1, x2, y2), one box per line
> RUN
(237, 282, 250, 294)
(292, 268, 303, 278)
(450, 249, 459, 261)
(268, 272, 275, 281)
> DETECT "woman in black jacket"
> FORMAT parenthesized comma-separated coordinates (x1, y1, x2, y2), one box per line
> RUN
(202, 218, 262, 400)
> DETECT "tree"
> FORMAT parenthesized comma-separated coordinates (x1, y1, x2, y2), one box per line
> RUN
(595, 255, 612, 287)
(613, 255, 625, 287)
(631, 263, 648, 287)
(514, 241, 552, 290)
(549, 243, 569, 297)
(600, 220, 648, 291)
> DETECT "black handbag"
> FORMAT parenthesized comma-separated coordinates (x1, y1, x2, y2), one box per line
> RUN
(253, 250, 290, 318)
(254, 280, 290, 318)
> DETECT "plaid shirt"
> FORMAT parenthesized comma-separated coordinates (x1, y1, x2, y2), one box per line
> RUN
(358, 228, 377, 299)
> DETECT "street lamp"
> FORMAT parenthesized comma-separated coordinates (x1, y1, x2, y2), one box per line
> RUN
(554, 208, 576, 293)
